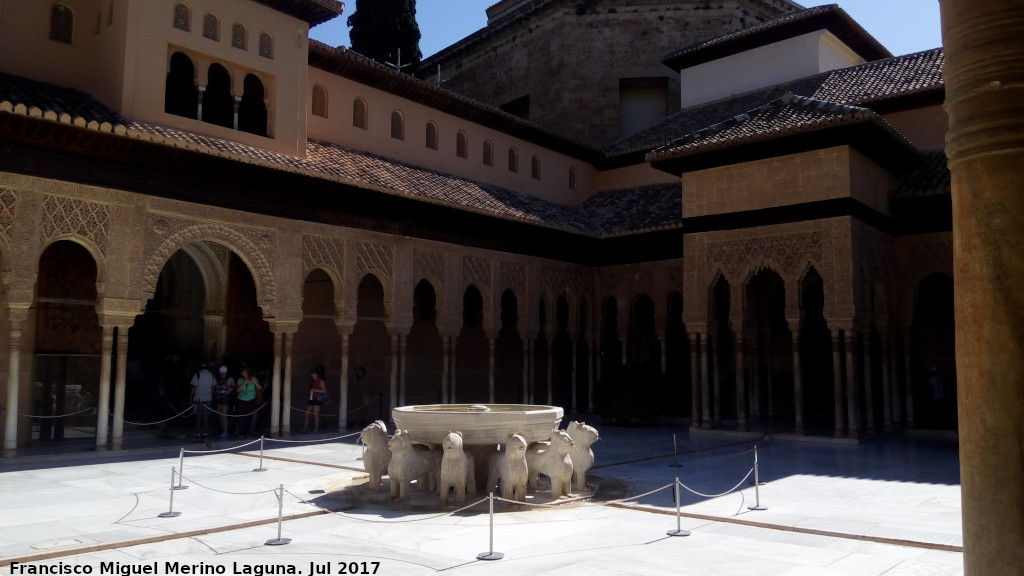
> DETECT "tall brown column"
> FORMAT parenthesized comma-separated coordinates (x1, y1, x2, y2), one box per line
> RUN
(688, 331, 701, 429)
(845, 330, 859, 439)
(338, 330, 351, 431)
(830, 327, 845, 437)
(880, 330, 892, 431)
(791, 329, 803, 435)
(700, 332, 711, 428)
(941, 1, 1024, 571)
(735, 332, 747, 432)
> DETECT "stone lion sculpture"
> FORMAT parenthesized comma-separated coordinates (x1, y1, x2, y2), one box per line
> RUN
(438, 431, 476, 505)
(387, 429, 437, 500)
(567, 421, 598, 492)
(487, 432, 528, 502)
(360, 420, 392, 492)
(526, 428, 575, 499)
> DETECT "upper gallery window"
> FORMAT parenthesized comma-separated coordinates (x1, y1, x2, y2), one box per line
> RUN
(312, 84, 328, 118)
(173, 3, 190, 31)
(49, 3, 74, 44)
(353, 98, 368, 129)
(259, 32, 274, 58)
(456, 131, 468, 159)
(231, 22, 247, 50)
(391, 110, 404, 141)
(203, 12, 219, 41)
(425, 122, 438, 150)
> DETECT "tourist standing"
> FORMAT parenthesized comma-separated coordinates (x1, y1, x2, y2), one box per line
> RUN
(213, 365, 233, 438)
(235, 366, 262, 437)
(189, 362, 216, 440)
(303, 366, 328, 433)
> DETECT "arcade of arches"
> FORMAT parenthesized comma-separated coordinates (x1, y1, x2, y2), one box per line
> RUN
(0, 179, 955, 455)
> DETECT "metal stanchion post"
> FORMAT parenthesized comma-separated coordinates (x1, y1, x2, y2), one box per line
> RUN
(748, 445, 767, 511)
(265, 484, 291, 545)
(669, 434, 682, 468)
(476, 492, 504, 560)
(667, 478, 690, 536)
(175, 448, 188, 490)
(253, 436, 267, 472)
(158, 467, 182, 518)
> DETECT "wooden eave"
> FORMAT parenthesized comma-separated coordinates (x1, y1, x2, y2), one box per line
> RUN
(252, 0, 344, 26)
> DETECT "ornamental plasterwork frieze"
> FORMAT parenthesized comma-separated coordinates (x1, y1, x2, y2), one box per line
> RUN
(357, 241, 393, 281)
(0, 188, 16, 241)
(0, 172, 134, 205)
(667, 267, 683, 289)
(541, 267, 587, 302)
(463, 255, 490, 292)
(41, 195, 109, 255)
(144, 215, 278, 307)
(706, 232, 823, 282)
(500, 261, 526, 296)
(303, 234, 345, 276)
(414, 248, 444, 283)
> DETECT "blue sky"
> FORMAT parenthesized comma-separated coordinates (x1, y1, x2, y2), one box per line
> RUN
(309, 1, 943, 60)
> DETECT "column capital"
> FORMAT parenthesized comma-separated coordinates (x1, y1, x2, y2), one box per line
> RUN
(267, 320, 300, 335)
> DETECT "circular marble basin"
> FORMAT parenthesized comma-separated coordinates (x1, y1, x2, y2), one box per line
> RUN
(392, 404, 564, 445)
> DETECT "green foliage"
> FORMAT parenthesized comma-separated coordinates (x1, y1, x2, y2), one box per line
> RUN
(347, 0, 422, 71)
(593, 364, 664, 424)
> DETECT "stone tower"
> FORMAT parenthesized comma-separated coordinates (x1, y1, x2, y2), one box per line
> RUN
(420, 0, 803, 147)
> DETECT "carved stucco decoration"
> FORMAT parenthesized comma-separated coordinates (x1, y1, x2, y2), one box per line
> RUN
(463, 255, 490, 293)
(413, 248, 444, 284)
(357, 241, 393, 281)
(706, 232, 823, 283)
(41, 195, 109, 255)
(0, 188, 16, 241)
(667, 267, 683, 290)
(144, 216, 278, 310)
(303, 234, 345, 277)
(541, 267, 586, 303)
(500, 261, 526, 297)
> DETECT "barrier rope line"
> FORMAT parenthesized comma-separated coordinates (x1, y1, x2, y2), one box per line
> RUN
(208, 402, 266, 418)
(296, 491, 489, 523)
(176, 471, 280, 496)
(181, 437, 263, 454)
(124, 404, 195, 426)
(492, 496, 566, 509)
(600, 482, 676, 505)
(264, 431, 360, 444)
(677, 468, 754, 499)
(17, 405, 95, 419)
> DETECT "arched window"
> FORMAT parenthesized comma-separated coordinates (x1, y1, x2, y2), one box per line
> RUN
(258, 32, 273, 59)
(173, 3, 190, 31)
(352, 97, 368, 129)
(456, 131, 468, 159)
(391, 110, 404, 140)
(569, 167, 577, 190)
(49, 3, 74, 44)
(508, 147, 518, 173)
(202, 12, 218, 40)
(425, 122, 438, 150)
(531, 155, 541, 179)
(231, 22, 246, 49)
(165, 51, 198, 119)
(311, 84, 328, 118)
(203, 63, 233, 128)
(482, 140, 493, 166)
(239, 73, 267, 137)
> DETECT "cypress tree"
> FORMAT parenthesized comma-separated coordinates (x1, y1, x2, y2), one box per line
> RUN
(347, 0, 422, 71)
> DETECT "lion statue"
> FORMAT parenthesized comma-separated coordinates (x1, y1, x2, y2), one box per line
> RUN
(487, 432, 528, 502)
(567, 421, 598, 492)
(360, 420, 391, 492)
(526, 428, 575, 499)
(438, 431, 476, 505)
(387, 429, 437, 500)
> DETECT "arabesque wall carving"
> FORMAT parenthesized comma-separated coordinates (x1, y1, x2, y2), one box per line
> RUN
(500, 261, 526, 296)
(706, 231, 823, 282)
(303, 234, 345, 276)
(463, 255, 490, 292)
(41, 195, 109, 255)
(357, 240, 393, 281)
(0, 188, 16, 241)
(414, 248, 444, 284)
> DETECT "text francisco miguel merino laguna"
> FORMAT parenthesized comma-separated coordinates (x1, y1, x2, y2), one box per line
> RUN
(7, 561, 381, 575)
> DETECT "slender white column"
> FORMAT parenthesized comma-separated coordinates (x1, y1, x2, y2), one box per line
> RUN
(792, 332, 803, 435)
(846, 331, 859, 438)
(389, 334, 398, 410)
(587, 340, 595, 412)
(903, 333, 915, 427)
(488, 338, 496, 404)
(689, 332, 701, 428)
(735, 333, 746, 432)
(282, 332, 293, 435)
(441, 336, 451, 404)
(863, 332, 875, 432)
(700, 332, 710, 428)
(450, 337, 458, 403)
(399, 334, 408, 406)
(831, 328, 845, 436)
(546, 337, 554, 406)
(339, 332, 349, 430)
(522, 338, 531, 404)
(111, 328, 129, 449)
(95, 326, 114, 451)
(270, 331, 282, 436)
(570, 340, 577, 412)
(880, 331, 893, 430)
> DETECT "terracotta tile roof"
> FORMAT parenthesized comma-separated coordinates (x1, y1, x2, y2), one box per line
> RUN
(892, 150, 950, 200)
(645, 93, 893, 161)
(662, 4, 890, 71)
(607, 48, 944, 160)
(0, 72, 126, 126)
(575, 183, 682, 236)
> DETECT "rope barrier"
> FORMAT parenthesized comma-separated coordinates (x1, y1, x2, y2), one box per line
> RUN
(209, 401, 266, 418)
(677, 468, 755, 499)
(601, 482, 676, 505)
(492, 496, 564, 509)
(16, 405, 96, 419)
(290, 405, 340, 417)
(181, 437, 263, 455)
(124, 404, 195, 426)
(176, 470, 280, 496)
(264, 431, 360, 444)
(301, 493, 489, 523)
